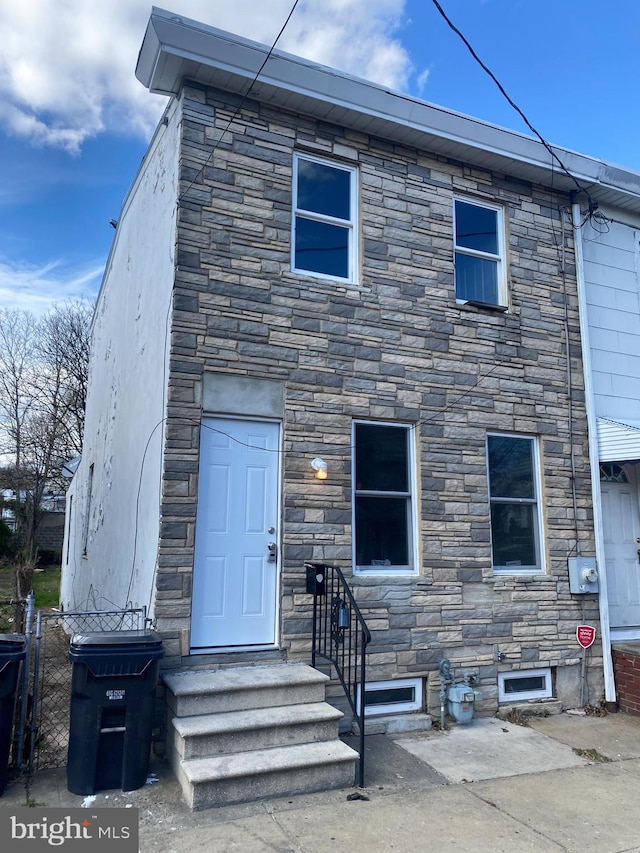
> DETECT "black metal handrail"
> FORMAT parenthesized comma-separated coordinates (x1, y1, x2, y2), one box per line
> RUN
(305, 562, 371, 788)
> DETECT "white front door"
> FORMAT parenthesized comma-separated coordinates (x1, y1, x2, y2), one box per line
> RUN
(602, 480, 640, 629)
(191, 417, 280, 650)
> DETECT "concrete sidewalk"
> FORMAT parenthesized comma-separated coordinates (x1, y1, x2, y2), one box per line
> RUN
(2, 712, 640, 852)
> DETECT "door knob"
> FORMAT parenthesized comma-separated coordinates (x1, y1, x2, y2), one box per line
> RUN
(267, 542, 277, 563)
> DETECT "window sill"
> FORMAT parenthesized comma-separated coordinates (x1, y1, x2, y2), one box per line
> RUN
(282, 269, 369, 295)
(292, 267, 355, 286)
(491, 570, 547, 580)
(354, 568, 419, 578)
(456, 299, 509, 314)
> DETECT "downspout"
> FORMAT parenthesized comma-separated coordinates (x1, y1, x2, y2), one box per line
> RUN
(571, 199, 616, 705)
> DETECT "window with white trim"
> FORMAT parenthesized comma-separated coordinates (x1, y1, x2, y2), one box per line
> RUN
(454, 198, 506, 308)
(498, 668, 552, 703)
(353, 422, 416, 574)
(357, 678, 423, 717)
(292, 153, 358, 282)
(487, 434, 544, 573)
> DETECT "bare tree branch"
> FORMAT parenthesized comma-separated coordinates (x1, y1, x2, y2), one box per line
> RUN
(0, 301, 92, 561)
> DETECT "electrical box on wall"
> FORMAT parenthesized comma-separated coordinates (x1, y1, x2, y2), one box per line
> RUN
(568, 557, 599, 594)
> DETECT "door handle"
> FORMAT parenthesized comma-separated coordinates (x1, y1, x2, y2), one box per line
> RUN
(267, 542, 277, 563)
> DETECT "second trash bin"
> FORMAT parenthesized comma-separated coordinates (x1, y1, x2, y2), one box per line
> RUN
(67, 629, 163, 795)
(0, 634, 26, 796)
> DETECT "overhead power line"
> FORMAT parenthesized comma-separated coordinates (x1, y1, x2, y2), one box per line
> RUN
(429, 0, 597, 210)
(178, 0, 302, 207)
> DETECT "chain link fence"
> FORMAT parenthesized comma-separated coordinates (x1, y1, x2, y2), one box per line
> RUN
(6, 599, 149, 778)
(0, 598, 25, 634)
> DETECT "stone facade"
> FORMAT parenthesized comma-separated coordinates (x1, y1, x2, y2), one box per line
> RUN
(154, 83, 602, 712)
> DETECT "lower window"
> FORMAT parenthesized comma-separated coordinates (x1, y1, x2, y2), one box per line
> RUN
(358, 678, 423, 717)
(353, 421, 416, 573)
(498, 668, 553, 703)
(487, 433, 544, 574)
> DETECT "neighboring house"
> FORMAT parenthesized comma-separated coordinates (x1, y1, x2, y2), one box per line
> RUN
(1, 488, 65, 552)
(575, 204, 640, 711)
(62, 10, 640, 789)
(0, 490, 17, 531)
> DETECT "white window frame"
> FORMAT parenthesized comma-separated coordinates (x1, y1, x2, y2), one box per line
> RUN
(292, 153, 358, 284)
(352, 420, 418, 576)
(498, 668, 553, 703)
(357, 678, 423, 717)
(487, 433, 545, 575)
(454, 197, 506, 308)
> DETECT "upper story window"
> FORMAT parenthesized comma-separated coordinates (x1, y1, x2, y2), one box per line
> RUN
(454, 198, 506, 308)
(487, 434, 544, 574)
(292, 154, 358, 283)
(353, 421, 417, 574)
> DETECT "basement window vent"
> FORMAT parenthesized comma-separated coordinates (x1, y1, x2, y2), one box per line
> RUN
(357, 678, 423, 717)
(498, 668, 552, 703)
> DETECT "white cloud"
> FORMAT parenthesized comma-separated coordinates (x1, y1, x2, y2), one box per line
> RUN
(0, 0, 412, 153)
(0, 258, 103, 315)
(416, 68, 431, 97)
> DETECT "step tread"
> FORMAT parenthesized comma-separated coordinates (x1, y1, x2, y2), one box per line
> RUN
(173, 702, 343, 738)
(164, 663, 328, 698)
(182, 740, 358, 784)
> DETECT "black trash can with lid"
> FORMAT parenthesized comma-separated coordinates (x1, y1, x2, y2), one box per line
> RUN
(0, 634, 26, 796)
(66, 629, 163, 795)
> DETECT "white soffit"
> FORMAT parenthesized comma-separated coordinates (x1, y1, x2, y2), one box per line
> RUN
(597, 418, 640, 462)
(136, 8, 640, 214)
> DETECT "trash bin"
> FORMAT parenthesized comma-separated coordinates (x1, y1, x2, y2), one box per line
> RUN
(0, 634, 26, 796)
(67, 629, 163, 795)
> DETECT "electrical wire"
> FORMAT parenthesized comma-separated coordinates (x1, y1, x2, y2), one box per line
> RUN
(429, 0, 597, 210)
(124, 359, 503, 610)
(177, 0, 301, 208)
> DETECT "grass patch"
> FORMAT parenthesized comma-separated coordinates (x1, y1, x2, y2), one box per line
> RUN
(0, 565, 11, 599)
(32, 567, 62, 609)
(0, 564, 61, 609)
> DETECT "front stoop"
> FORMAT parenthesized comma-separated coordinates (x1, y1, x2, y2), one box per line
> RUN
(163, 663, 358, 809)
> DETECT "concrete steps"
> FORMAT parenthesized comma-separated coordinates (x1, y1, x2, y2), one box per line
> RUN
(164, 663, 358, 809)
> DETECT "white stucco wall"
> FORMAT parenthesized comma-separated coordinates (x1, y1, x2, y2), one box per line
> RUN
(61, 100, 179, 615)
(582, 209, 640, 425)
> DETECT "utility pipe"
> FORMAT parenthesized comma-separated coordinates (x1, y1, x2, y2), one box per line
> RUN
(571, 200, 616, 705)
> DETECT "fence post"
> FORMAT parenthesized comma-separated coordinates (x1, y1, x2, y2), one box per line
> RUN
(15, 590, 35, 772)
(28, 610, 43, 773)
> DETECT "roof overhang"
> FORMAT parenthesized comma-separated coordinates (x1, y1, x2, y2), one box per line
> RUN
(137, 8, 640, 216)
(597, 418, 640, 463)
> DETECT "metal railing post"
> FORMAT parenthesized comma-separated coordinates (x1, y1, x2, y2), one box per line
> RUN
(306, 563, 371, 788)
(358, 626, 366, 788)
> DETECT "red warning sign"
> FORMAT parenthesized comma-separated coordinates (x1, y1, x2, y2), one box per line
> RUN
(576, 625, 596, 649)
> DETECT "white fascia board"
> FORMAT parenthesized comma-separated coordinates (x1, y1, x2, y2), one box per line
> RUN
(137, 8, 640, 210)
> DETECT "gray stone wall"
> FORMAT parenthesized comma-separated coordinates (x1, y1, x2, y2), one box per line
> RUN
(155, 83, 602, 709)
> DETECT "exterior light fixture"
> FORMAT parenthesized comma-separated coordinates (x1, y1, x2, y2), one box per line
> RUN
(311, 457, 328, 479)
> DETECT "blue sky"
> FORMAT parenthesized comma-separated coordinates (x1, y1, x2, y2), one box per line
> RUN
(1, 0, 639, 312)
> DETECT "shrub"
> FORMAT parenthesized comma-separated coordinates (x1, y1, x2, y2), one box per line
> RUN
(37, 548, 62, 568)
(0, 520, 16, 560)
